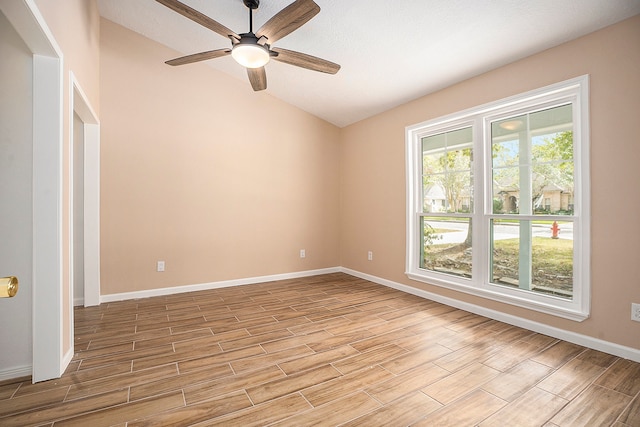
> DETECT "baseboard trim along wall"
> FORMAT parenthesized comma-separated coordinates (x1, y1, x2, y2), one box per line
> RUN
(99, 267, 342, 303)
(0, 365, 31, 383)
(62, 347, 74, 376)
(340, 268, 640, 363)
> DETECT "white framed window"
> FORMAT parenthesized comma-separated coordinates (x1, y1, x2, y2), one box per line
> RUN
(405, 76, 590, 321)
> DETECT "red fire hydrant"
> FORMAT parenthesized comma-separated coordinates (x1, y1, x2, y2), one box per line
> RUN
(551, 221, 560, 239)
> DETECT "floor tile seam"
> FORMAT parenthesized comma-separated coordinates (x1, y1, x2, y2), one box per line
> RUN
(531, 370, 593, 402)
(75, 343, 176, 366)
(591, 358, 638, 396)
(438, 359, 499, 384)
(305, 387, 381, 417)
(275, 347, 359, 377)
(56, 389, 183, 426)
(219, 334, 296, 352)
(509, 337, 560, 361)
(133, 354, 201, 374)
(128, 371, 228, 403)
(183, 362, 285, 394)
(362, 385, 399, 408)
(614, 388, 640, 425)
(134, 333, 215, 350)
(214, 390, 304, 427)
(9, 381, 25, 399)
(330, 390, 386, 426)
(74, 344, 136, 360)
(426, 384, 509, 413)
(84, 327, 172, 342)
(0, 388, 67, 418)
(586, 382, 637, 400)
(0, 385, 91, 423)
(559, 382, 633, 423)
(0, 403, 68, 425)
(67, 363, 183, 400)
(494, 360, 561, 400)
(477, 359, 518, 375)
(293, 390, 314, 414)
(559, 357, 618, 397)
(482, 374, 571, 416)
(17, 367, 124, 400)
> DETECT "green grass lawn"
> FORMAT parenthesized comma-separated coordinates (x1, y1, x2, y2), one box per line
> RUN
(424, 236, 573, 294)
(493, 237, 573, 277)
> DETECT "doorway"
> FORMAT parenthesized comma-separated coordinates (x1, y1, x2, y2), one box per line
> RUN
(70, 77, 101, 311)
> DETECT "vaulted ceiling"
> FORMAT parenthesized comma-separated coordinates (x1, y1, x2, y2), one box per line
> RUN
(98, 0, 640, 127)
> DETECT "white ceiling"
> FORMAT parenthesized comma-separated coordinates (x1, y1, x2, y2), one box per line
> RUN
(97, 0, 640, 127)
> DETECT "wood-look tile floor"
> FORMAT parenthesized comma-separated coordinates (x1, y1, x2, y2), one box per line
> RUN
(1, 273, 639, 426)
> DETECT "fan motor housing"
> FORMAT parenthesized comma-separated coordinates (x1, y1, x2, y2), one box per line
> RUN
(243, 0, 260, 10)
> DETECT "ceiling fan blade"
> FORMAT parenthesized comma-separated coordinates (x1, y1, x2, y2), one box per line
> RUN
(256, 0, 320, 44)
(247, 67, 267, 91)
(165, 49, 231, 66)
(155, 0, 239, 40)
(271, 47, 340, 74)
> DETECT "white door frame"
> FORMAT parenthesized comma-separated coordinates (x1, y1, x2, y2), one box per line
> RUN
(70, 75, 101, 310)
(2, 0, 65, 383)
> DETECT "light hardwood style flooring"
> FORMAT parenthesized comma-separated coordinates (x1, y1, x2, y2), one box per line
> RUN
(1, 273, 639, 426)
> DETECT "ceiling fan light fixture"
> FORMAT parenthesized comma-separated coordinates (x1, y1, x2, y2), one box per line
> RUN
(157, 0, 339, 91)
(232, 41, 270, 68)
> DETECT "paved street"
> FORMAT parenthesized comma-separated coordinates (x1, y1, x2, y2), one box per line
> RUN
(427, 220, 573, 244)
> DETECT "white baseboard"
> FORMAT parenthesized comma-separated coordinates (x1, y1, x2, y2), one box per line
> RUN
(0, 365, 31, 383)
(0, 349, 73, 384)
(341, 267, 640, 363)
(100, 267, 342, 303)
(61, 346, 74, 377)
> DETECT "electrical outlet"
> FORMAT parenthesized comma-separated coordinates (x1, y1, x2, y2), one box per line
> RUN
(368, 251, 373, 261)
(632, 303, 640, 322)
(157, 261, 165, 272)
(300, 249, 306, 258)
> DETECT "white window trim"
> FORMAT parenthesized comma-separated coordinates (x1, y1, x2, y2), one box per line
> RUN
(405, 75, 590, 321)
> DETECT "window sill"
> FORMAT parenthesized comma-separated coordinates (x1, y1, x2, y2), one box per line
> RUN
(406, 271, 589, 322)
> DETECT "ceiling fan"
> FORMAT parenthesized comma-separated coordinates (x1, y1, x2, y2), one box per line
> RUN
(156, 0, 340, 91)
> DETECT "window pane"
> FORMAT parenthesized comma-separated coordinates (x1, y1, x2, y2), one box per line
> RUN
(491, 105, 573, 216)
(493, 166, 520, 214)
(421, 217, 472, 278)
(490, 219, 573, 299)
(423, 152, 445, 174)
(492, 139, 520, 168)
(443, 171, 473, 213)
(532, 161, 574, 214)
(422, 127, 473, 214)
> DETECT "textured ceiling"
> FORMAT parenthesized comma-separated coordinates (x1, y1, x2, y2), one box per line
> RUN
(97, 0, 640, 127)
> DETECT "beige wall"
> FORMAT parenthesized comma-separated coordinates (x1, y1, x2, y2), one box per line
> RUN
(99, 20, 341, 295)
(34, 0, 101, 358)
(35, 0, 101, 112)
(340, 15, 640, 350)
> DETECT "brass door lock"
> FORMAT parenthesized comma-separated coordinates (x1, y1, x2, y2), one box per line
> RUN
(0, 276, 18, 298)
